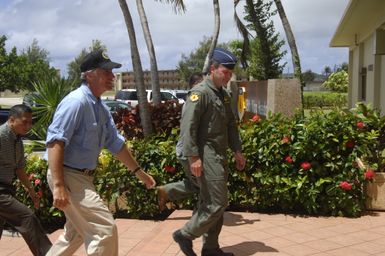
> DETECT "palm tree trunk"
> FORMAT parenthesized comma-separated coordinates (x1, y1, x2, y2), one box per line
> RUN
(118, 0, 153, 136)
(202, 0, 220, 74)
(136, 0, 161, 105)
(234, 0, 250, 69)
(273, 0, 304, 113)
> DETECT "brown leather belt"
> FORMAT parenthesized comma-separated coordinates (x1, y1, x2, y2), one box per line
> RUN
(63, 165, 95, 176)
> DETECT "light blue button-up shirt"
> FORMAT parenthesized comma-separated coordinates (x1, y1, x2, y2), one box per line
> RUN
(45, 84, 125, 170)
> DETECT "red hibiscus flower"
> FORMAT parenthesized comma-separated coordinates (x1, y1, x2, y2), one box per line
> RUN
(339, 181, 352, 190)
(164, 165, 176, 173)
(34, 179, 41, 186)
(345, 140, 355, 149)
(300, 162, 311, 170)
(281, 136, 290, 144)
(251, 115, 260, 123)
(356, 121, 365, 129)
(364, 169, 375, 180)
(284, 155, 293, 164)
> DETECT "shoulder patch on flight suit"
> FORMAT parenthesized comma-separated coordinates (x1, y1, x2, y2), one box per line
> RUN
(189, 92, 200, 102)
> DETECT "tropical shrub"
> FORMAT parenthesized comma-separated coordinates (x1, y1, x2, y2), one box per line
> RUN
(29, 77, 76, 140)
(322, 70, 348, 92)
(353, 104, 385, 171)
(14, 153, 65, 232)
(303, 91, 347, 109)
(14, 103, 384, 227)
(94, 129, 194, 218)
(228, 103, 382, 217)
(113, 101, 182, 140)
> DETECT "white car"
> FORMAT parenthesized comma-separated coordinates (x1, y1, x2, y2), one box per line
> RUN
(167, 89, 189, 102)
(115, 89, 183, 106)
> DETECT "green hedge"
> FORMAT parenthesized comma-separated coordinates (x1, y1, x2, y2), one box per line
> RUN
(303, 91, 347, 109)
(14, 104, 385, 228)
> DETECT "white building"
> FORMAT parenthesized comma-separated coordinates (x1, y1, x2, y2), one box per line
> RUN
(330, 0, 385, 115)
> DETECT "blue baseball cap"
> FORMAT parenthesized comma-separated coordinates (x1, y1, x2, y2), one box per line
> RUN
(212, 48, 237, 70)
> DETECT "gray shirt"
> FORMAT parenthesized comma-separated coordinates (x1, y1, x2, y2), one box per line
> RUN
(0, 123, 25, 186)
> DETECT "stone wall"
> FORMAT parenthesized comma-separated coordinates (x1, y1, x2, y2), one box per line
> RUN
(267, 79, 302, 118)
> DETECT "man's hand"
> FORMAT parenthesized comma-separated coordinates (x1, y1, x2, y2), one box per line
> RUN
(136, 171, 156, 189)
(235, 151, 246, 171)
(189, 156, 202, 177)
(52, 185, 70, 210)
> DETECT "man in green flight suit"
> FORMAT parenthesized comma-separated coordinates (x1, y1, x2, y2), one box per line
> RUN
(172, 48, 246, 256)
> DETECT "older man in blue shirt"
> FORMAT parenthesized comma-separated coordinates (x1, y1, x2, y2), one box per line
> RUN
(45, 50, 156, 256)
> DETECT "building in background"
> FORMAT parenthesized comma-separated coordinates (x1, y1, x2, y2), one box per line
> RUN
(330, 0, 385, 115)
(114, 70, 185, 91)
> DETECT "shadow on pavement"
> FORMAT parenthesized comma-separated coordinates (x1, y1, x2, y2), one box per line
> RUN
(223, 241, 278, 255)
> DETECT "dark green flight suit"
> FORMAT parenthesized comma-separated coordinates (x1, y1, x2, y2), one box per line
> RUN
(179, 78, 242, 250)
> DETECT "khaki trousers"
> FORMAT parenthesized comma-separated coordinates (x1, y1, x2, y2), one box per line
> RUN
(46, 168, 118, 256)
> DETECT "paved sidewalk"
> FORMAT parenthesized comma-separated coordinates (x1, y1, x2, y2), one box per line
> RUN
(1, 210, 385, 255)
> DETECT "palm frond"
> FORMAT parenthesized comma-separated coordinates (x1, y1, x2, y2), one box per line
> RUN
(155, 0, 186, 13)
(30, 77, 76, 140)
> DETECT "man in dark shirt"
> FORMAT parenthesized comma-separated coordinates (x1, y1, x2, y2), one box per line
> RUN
(0, 104, 52, 256)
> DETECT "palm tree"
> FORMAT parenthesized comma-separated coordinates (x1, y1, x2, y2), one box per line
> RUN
(136, 0, 186, 105)
(273, 0, 303, 83)
(118, 0, 153, 136)
(273, 0, 304, 113)
(156, 0, 185, 12)
(234, 0, 250, 69)
(202, 0, 220, 74)
(136, 0, 161, 105)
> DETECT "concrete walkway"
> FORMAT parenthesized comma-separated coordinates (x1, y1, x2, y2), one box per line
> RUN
(1, 210, 385, 256)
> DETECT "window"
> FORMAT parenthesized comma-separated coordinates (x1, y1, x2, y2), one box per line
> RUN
(359, 67, 367, 101)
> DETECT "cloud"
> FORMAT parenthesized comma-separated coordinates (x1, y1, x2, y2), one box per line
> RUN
(0, 0, 349, 76)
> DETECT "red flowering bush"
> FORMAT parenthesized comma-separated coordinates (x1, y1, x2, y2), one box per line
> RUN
(284, 156, 293, 164)
(229, 103, 383, 217)
(339, 181, 352, 190)
(114, 101, 182, 140)
(164, 165, 176, 173)
(364, 169, 375, 180)
(356, 121, 365, 129)
(16, 103, 383, 221)
(251, 114, 261, 123)
(300, 162, 311, 170)
(281, 136, 290, 144)
(345, 140, 355, 149)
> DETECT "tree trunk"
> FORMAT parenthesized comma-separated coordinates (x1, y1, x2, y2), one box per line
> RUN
(118, 0, 153, 136)
(273, 0, 304, 113)
(202, 0, 220, 74)
(136, 0, 161, 105)
(234, 0, 250, 69)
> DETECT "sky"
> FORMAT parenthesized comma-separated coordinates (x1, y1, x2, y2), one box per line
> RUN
(0, 0, 350, 77)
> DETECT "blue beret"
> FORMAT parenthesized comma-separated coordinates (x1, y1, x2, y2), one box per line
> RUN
(212, 48, 237, 70)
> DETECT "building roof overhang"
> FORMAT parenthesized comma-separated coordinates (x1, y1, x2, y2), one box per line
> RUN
(330, 0, 385, 48)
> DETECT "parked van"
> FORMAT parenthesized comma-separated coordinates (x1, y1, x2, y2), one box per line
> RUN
(115, 89, 183, 106)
